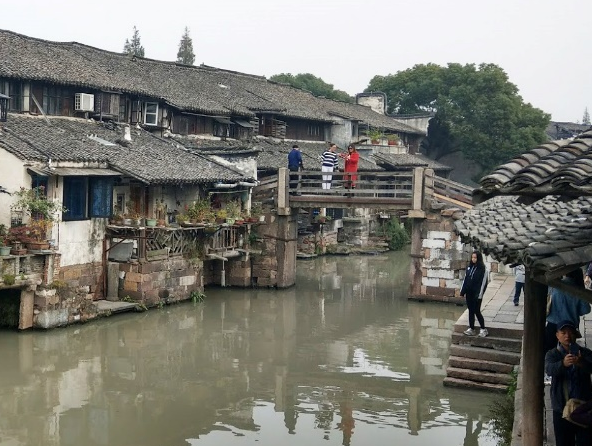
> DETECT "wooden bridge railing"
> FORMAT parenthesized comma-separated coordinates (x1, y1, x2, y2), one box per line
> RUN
(255, 168, 473, 212)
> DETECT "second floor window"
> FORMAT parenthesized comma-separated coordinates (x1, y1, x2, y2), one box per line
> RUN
(144, 102, 158, 126)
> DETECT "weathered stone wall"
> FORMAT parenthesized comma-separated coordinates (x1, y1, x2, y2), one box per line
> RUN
(297, 227, 338, 255)
(118, 258, 203, 306)
(341, 217, 369, 247)
(415, 208, 467, 303)
(413, 208, 500, 302)
(57, 261, 104, 297)
(33, 285, 98, 329)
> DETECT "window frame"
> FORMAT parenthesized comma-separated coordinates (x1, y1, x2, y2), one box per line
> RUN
(144, 102, 159, 126)
(62, 176, 114, 221)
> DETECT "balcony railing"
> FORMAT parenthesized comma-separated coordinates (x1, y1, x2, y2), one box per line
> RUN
(105, 224, 241, 262)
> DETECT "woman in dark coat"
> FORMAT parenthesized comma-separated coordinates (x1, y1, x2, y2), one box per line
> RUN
(460, 250, 489, 337)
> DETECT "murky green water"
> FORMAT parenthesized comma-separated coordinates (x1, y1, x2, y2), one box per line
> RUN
(0, 251, 499, 445)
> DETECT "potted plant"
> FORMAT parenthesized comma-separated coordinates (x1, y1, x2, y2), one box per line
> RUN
(154, 199, 166, 226)
(12, 186, 66, 222)
(26, 219, 52, 250)
(216, 209, 227, 224)
(0, 237, 11, 256)
(364, 127, 384, 144)
(225, 199, 242, 225)
(0, 225, 10, 256)
(314, 214, 331, 224)
(248, 201, 263, 223)
(386, 134, 400, 146)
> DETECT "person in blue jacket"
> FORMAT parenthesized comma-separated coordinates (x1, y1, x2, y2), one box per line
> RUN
(287, 144, 303, 192)
(545, 320, 592, 446)
(460, 251, 489, 337)
(545, 269, 591, 353)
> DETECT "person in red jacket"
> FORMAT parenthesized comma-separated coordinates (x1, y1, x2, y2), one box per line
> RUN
(340, 145, 359, 191)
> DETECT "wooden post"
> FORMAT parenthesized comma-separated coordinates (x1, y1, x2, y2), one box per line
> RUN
(411, 167, 425, 211)
(522, 273, 547, 446)
(277, 168, 290, 216)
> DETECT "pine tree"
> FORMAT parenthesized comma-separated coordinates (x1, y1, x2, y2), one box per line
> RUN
(123, 26, 145, 58)
(176, 27, 195, 65)
(582, 107, 591, 125)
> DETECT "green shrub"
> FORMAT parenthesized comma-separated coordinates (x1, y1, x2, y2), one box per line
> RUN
(489, 369, 517, 446)
(385, 218, 410, 251)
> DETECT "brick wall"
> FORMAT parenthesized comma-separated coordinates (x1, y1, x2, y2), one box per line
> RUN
(57, 261, 104, 297)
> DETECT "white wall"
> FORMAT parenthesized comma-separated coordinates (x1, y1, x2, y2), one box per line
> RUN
(356, 95, 386, 115)
(0, 150, 31, 227)
(57, 219, 106, 267)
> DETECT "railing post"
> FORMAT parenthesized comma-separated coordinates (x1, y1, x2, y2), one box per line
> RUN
(409, 167, 426, 217)
(277, 168, 290, 216)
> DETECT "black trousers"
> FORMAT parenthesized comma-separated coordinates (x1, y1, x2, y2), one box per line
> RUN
(466, 295, 485, 330)
(553, 410, 591, 446)
(289, 166, 299, 189)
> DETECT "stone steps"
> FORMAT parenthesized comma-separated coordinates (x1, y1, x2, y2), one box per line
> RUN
(443, 377, 508, 393)
(453, 321, 523, 339)
(448, 356, 515, 374)
(449, 344, 521, 365)
(451, 332, 522, 353)
(446, 366, 512, 385)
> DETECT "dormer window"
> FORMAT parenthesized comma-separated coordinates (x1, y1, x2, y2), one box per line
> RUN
(144, 102, 158, 126)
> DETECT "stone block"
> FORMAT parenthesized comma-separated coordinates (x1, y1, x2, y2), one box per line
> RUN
(425, 286, 456, 297)
(119, 263, 139, 273)
(426, 269, 455, 279)
(445, 279, 461, 289)
(179, 275, 196, 286)
(422, 259, 451, 269)
(126, 272, 142, 283)
(422, 277, 440, 287)
(62, 268, 81, 281)
(123, 280, 139, 292)
(422, 239, 445, 249)
(427, 231, 451, 241)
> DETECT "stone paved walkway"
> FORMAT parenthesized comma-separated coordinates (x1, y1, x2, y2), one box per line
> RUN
(455, 273, 592, 446)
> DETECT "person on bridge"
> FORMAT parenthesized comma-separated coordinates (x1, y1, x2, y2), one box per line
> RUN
(460, 250, 489, 337)
(321, 143, 338, 190)
(340, 145, 359, 191)
(288, 144, 304, 193)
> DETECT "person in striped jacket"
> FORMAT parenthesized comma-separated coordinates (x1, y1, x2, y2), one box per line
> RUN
(321, 144, 339, 190)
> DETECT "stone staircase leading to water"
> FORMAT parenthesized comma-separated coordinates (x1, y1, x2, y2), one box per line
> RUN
(444, 322, 523, 393)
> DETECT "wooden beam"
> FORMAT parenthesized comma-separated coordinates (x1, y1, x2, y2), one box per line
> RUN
(522, 275, 548, 446)
(534, 277, 592, 305)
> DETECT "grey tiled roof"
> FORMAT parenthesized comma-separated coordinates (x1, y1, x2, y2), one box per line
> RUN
(0, 114, 247, 184)
(475, 130, 592, 203)
(252, 139, 382, 172)
(455, 195, 591, 271)
(373, 152, 453, 172)
(0, 29, 422, 134)
(456, 131, 592, 274)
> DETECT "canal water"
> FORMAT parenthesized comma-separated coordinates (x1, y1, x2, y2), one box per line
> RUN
(0, 251, 499, 446)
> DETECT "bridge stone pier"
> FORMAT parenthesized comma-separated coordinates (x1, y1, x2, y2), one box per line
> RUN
(251, 167, 474, 297)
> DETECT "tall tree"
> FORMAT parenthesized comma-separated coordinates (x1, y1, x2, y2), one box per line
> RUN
(176, 27, 195, 65)
(582, 107, 591, 125)
(367, 63, 550, 173)
(269, 73, 353, 103)
(123, 26, 145, 58)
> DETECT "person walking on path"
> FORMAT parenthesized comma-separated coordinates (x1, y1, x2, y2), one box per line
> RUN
(340, 145, 359, 191)
(545, 269, 591, 353)
(288, 144, 303, 193)
(545, 320, 592, 446)
(584, 263, 592, 290)
(460, 251, 489, 337)
(321, 144, 338, 190)
(512, 264, 525, 306)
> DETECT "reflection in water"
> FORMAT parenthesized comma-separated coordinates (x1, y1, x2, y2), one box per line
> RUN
(0, 251, 496, 445)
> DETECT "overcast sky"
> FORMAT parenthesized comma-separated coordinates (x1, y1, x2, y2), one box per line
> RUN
(3, 0, 592, 122)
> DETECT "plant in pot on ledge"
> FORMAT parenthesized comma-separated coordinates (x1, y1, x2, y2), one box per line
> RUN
(12, 186, 65, 251)
(364, 127, 384, 145)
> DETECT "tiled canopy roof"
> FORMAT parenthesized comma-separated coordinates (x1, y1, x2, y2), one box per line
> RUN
(456, 131, 592, 275)
(0, 29, 421, 135)
(0, 114, 248, 184)
(474, 130, 592, 203)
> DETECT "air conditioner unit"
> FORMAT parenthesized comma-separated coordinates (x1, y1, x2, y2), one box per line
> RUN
(75, 93, 95, 112)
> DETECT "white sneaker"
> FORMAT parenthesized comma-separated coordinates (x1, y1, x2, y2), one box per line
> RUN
(463, 328, 476, 336)
(479, 329, 489, 337)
